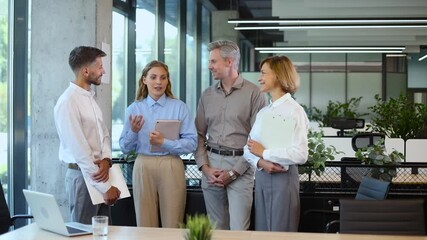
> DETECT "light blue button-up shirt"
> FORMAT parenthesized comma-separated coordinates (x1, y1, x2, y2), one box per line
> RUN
(119, 94, 197, 156)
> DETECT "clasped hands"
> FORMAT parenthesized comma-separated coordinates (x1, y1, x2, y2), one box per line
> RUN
(247, 138, 287, 174)
(202, 165, 238, 187)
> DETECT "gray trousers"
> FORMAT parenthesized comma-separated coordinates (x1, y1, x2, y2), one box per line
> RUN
(254, 165, 300, 232)
(65, 168, 110, 224)
(201, 152, 254, 230)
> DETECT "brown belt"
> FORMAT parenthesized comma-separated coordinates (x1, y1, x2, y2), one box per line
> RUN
(68, 163, 81, 171)
(206, 146, 244, 156)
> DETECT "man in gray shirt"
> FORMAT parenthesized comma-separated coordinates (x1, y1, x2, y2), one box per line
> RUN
(195, 40, 266, 230)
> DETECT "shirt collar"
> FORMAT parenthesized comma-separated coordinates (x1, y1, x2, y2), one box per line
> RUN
(216, 74, 244, 91)
(269, 92, 292, 108)
(69, 82, 95, 97)
(146, 94, 167, 107)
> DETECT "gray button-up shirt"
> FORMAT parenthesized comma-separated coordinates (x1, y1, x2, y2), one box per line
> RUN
(195, 74, 266, 174)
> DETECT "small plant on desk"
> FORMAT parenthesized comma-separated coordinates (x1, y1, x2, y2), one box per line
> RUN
(355, 138, 404, 182)
(181, 214, 214, 240)
(299, 130, 343, 181)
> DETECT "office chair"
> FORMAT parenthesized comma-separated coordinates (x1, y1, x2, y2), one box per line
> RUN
(351, 132, 385, 151)
(340, 133, 386, 185)
(340, 199, 425, 235)
(0, 181, 33, 234)
(303, 176, 390, 232)
(329, 118, 365, 137)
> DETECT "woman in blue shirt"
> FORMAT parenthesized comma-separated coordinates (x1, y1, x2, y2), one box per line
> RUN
(119, 60, 197, 228)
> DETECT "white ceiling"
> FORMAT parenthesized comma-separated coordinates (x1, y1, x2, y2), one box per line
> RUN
(265, 0, 427, 52)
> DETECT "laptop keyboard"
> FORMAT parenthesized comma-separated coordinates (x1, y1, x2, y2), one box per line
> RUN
(66, 226, 87, 234)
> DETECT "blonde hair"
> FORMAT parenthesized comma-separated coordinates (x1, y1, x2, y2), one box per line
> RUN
(259, 56, 300, 94)
(135, 60, 175, 101)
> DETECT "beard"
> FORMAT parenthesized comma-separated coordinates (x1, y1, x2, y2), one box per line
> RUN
(88, 74, 102, 86)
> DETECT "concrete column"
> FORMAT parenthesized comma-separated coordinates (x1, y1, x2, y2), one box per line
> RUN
(30, 0, 112, 220)
(211, 11, 239, 43)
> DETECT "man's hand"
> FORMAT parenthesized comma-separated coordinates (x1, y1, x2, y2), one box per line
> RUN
(103, 186, 121, 205)
(247, 139, 265, 158)
(257, 158, 286, 174)
(149, 131, 164, 147)
(201, 165, 224, 187)
(217, 170, 240, 186)
(92, 159, 110, 182)
(129, 114, 144, 133)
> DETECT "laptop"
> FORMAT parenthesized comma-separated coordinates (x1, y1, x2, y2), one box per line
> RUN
(23, 189, 92, 237)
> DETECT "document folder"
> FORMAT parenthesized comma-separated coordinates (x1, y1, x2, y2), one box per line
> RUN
(150, 119, 181, 152)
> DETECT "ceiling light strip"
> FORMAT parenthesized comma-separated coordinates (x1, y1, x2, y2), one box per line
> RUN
(419, 54, 427, 61)
(228, 19, 427, 25)
(258, 50, 403, 54)
(235, 25, 427, 30)
(255, 47, 405, 51)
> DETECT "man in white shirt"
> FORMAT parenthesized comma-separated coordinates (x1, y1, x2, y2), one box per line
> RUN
(54, 46, 121, 224)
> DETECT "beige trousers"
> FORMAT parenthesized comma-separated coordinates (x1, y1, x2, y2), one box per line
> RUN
(132, 155, 186, 228)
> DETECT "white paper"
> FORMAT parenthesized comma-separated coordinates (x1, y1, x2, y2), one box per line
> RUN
(101, 42, 111, 84)
(83, 164, 131, 205)
(256, 112, 296, 149)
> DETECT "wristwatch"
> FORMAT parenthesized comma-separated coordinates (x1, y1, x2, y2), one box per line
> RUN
(228, 170, 237, 181)
(103, 158, 113, 167)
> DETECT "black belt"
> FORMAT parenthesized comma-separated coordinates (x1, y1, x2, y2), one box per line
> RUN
(206, 146, 244, 156)
(68, 163, 81, 171)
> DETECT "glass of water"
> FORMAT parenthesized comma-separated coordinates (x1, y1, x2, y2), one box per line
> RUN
(92, 216, 108, 240)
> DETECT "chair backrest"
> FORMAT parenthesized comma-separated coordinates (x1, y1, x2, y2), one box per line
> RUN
(340, 199, 426, 235)
(0, 182, 12, 234)
(355, 176, 390, 200)
(351, 132, 385, 151)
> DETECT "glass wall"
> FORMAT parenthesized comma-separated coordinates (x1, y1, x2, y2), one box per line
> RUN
(0, 0, 9, 196)
(185, 0, 197, 116)
(111, 10, 128, 156)
(135, 1, 156, 82)
(200, 5, 211, 94)
(112, 0, 214, 153)
(164, 0, 180, 98)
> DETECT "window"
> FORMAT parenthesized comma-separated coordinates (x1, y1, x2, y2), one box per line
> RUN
(135, 2, 156, 81)
(0, 0, 9, 196)
(164, 0, 179, 99)
(186, 0, 197, 115)
(111, 10, 128, 157)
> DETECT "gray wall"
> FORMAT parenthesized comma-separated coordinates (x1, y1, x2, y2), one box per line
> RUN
(30, 0, 112, 220)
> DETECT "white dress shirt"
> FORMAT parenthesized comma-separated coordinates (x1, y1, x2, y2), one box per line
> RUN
(244, 93, 309, 168)
(54, 82, 112, 193)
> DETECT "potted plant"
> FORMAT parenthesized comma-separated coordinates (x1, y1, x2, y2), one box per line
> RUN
(355, 138, 404, 182)
(303, 97, 368, 128)
(367, 94, 427, 141)
(118, 150, 137, 185)
(181, 214, 214, 240)
(299, 130, 343, 182)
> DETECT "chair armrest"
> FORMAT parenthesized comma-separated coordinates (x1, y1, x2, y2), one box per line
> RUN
(11, 214, 33, 223)
(325, 219, 340, 233)
(303, 209, 339, 217)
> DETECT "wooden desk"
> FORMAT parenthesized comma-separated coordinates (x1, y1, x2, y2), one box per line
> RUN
(0, 224, 425, 240)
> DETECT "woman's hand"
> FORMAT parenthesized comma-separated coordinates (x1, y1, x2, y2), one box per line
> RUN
(247, 139, 265, 158)
(149, 131, 164, 147)
(257, 158, 287, 174)
(129, 114, 144, 133)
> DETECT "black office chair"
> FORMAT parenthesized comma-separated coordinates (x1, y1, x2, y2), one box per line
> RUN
(303, 176, 390, 232)
(340, 133, 386, 185)
(0, 182, 33, 234)
(329, 118, 365, 137)
(351, 132, 385, 151)
(340, 199, 426, 235)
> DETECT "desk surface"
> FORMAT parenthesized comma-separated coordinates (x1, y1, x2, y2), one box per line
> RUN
(0, 224, 425, 240)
